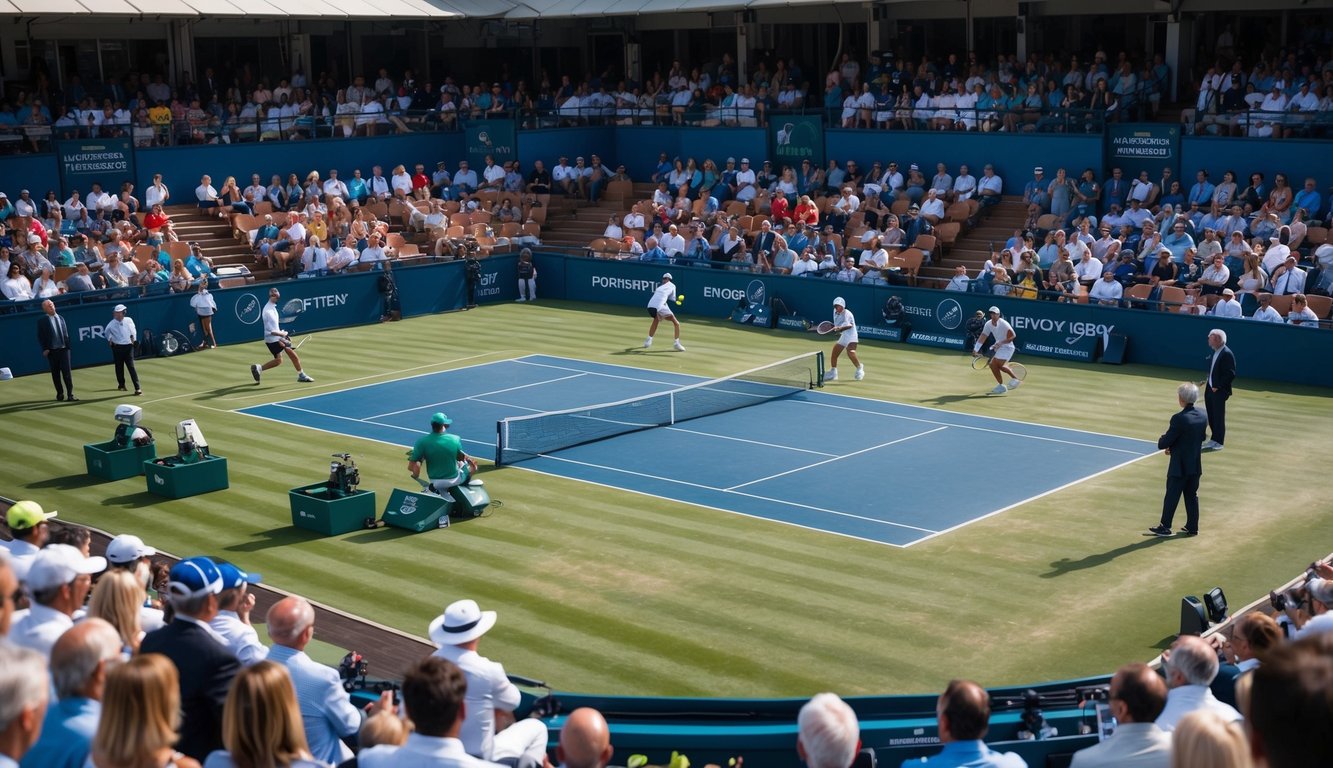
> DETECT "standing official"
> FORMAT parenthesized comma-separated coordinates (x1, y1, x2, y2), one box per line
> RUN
(1150, 382, 1207, 537)
(105, 303, 141, 396)
(36, 299, 76, 402)
(1202, 329, 1235, 451)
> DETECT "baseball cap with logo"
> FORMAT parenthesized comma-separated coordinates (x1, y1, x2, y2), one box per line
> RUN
(7, 500, 57, 530)
(166, 556, 224, 600)
(215, 561, 262, 590)
(106, 534, 156, 564)
(26, 544, 107, 592)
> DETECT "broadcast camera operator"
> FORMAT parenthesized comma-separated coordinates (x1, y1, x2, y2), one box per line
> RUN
(464, 250, 482, 309)
(377, 258, 401, 322)
(1272, 560, 1333, 639)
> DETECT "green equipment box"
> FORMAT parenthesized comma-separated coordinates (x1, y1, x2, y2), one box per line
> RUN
(144, 456, 229, 498)
(289, 483, 378, 536)
(382, 489, 453, 533)
(85, 441, 156, 480)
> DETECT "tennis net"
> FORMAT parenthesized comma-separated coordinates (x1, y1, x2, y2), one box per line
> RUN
(495, 352, 824, 465)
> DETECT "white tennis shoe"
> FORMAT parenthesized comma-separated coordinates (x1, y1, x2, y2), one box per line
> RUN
(297, 372, 315, 383)
(990, 384, 1007, 395)
(673, 340, 685, 351)
(854, 366, 865, 381)
(1007, 379, 1021, 390)
(826, 368, 838, 381)
(643, 337, 653, 348)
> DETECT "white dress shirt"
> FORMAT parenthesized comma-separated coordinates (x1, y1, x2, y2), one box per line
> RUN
(104, 316, 137, 345)
(358, 733, 504, 768)
(1156, 684, 1242, 731)
(8, 602, 73, 658)
(209, 610, 269, 665)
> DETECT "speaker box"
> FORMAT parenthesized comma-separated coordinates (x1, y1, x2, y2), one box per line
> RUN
(383, 489, 452, 532)
(1180, 595, 1209, 635)
(1101, 332, 1129, 364)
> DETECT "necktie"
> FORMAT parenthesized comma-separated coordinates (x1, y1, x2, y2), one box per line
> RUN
(56, 315, 68, 347)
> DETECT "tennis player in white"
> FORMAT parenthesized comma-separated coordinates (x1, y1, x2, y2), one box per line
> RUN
(250, 287, 314, 383)
(974, 305, 1019, 395)
(644, 272, 685, 351)
(826, 297, 864, 381)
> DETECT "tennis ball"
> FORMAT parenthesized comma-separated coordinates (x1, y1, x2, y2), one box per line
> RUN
(676, 294, 685, 304)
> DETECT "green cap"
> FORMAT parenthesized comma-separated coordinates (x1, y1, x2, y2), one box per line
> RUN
(430, 412, 452, 426)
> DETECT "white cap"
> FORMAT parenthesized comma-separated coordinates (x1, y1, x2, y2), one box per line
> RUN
(988, 305, 1001, 314)
(113, 304, 127, 313)
(662, 272, 672, 280)
(832, 296, 845, 307)
(27, 234, 41, 244)
(106, 534, 156, 564)
(26, 544, 107, 592)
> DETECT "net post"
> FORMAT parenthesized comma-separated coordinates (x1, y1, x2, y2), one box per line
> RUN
(495, 421, 505, 466)
(815, 351, 825, 388)
(669, 392, 676, 425)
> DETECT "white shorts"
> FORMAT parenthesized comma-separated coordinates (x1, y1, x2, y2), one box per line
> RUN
(837, 329, 858, 347)
(992, 343, 1015, 362)
(651, 305, 675, 320)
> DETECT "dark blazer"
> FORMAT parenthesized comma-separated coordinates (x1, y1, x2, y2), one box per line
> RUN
(140, 618, 240, 761)
(36, 312, 70, 351)
(1158, 404, 1207, 477)
(1208, 345, 1236, 396)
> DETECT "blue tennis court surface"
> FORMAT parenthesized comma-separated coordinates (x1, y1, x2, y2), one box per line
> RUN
(239, 355, 1157, 547)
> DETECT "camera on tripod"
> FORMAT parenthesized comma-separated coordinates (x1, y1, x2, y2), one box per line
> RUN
(328, 453, 360, 496)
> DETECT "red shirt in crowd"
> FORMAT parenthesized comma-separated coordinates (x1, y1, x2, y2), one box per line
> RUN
(411, 172, 430, 191)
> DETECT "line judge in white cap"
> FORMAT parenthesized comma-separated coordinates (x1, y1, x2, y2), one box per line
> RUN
(643, 272, 685, 352)
(105, 302, 141, 395)
(429, 599, 549, 766)
(825, 297, 864, 381)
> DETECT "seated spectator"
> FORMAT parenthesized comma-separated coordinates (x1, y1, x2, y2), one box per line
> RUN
(428, 599, 548, 766)
(0, 644, 50, 766)
(140, 557, 241, 762)
(357, 657, 480, 768)
(797, 693, 859, 768)
(355, 711, 410, 755)
(1247, 633, 1333, 768)
(186, 244, 214, 280)
(207, 563, 267, 666)
(1156, 634, 1241, 732)
(22, 618, 123, 768)
(552, 707, 614, 768)
(976, 165, 1003, 209)
(1089, 271, 1123, 306)
(267, 596, 380, 765)
(1286, 293, 1320, 327)
(89, 653, 204, 768)
(203, 660, 325, 768)
(1069, 663, 1170, 768)
(1269, 256, 1306, 296)
(834, 256, 862, 283)
(1, 262, 34, 301)
(1196, 254, 1230, 295)
(1210, 611, 1281, 709)
(1171, 710, 1249, 768)
(87, 568, 148, 655)
(1249, 292, 1282, 322)
(196, 174, 220, 213)
(1213, 288, 1243, 318)
(10, 544, 106, 657)
(906, 679, 1025, 767)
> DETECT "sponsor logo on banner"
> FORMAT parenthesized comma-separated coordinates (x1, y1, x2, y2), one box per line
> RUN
(935, 298, 964, 330)
(705, 286, 749, 301)
(776, 316, 810, 331)
(907, 331, 967, 349)
(78, 325, 106, 341)
(592, 276, 657, 293)
(478, 270, 501, 298)
(235, 293, 263, 325)
(746, 279, 767, 305)
(858, 325, 904, 342)
(289, 294, 349, 311)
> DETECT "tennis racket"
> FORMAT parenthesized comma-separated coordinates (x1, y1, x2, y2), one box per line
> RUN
(806, 321, 836, 335)
(971, 352, 1027, 380)
(279, 298, 306, 324)
(288, 335, 311, 350)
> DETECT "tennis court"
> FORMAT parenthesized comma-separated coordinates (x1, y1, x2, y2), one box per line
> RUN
(238, 354, 1158, 547)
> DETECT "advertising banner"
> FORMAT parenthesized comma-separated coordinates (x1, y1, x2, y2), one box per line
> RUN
(770, 114, 825, 172)
(1104, 123, 1180, 185)
(465, 119, 518, 172)
(56, 138, 136, 199)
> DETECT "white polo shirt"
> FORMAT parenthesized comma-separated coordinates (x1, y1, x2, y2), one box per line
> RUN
(105, 316, 137, 345)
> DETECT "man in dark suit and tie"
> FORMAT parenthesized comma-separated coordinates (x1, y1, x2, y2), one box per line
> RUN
(36, 299, 76, 401)
(139, 556, 240, 762)
(1150, 382, 1208, 537)
(1203, 328, 1236, 451)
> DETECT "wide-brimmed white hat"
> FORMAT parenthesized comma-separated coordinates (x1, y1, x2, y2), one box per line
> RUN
(429, 599, 497, 646)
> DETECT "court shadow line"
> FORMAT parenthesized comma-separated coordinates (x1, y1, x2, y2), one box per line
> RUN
(1040, 536, 1174, 578)
(922, 393, 989, 405)
(0, 396, 121, 416)
(222, 526, 332, 552)
(196, 384, 275, 401)
(27, 473, 113, 492)
(99, 490, 166, 508)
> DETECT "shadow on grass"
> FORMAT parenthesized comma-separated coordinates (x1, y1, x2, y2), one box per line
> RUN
(340, 524, 429, 545)
(99, 491, 164, 508)
(922, 393, 988, 405)
(0, 396, 121, 416)
(223, 526, 329, 553)
(1041, 536, 1174, 578)
(610, 347, 678, 356)
(26, 473, 110, 492)
(195, 384, 271, 402)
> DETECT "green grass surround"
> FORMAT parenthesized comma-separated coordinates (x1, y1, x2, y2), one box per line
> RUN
(3, 299, 1329, 696)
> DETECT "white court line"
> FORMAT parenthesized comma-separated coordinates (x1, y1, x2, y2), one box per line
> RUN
(904, 450, 1161, 548)
(663, 427, 838, 457)
(505, 462, 911, 549)
(513, 358, 691, 388)
(535, 454, 938, 535)
(797, 400, 1149, 455)
(467, 398, 545, 412)
(726, 427, 948, 490)
(240, 406, 495, 450)
(364, 373, 588, 419)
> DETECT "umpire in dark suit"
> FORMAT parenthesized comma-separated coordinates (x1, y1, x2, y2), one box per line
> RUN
(1203, 328, 1236, 451)
(1150, 382, 1208, 537)
(36, 299, 77, 401)
(140, 557, 240, 762)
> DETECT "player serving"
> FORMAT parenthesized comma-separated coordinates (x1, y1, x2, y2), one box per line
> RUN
(826, 297, 864, 381)
(974, 305, 1020, 395)
(643, 272, 685, 352)
(250, 287, 315, 384)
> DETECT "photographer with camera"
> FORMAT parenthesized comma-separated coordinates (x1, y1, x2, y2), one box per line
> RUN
(1272, 560, 1333, 639)
(464, 252, 482, 309)
(377, 259, 401, 322)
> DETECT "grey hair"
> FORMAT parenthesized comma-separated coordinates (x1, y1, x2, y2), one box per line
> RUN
(1177, 382, 1199, 405)
(1209, 328, 1227, 344)
(0, 644, 48, 732)
(51, 618, 123, 699)
(797, 693, 860, 768)
(1168, 635, 1220, 686)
